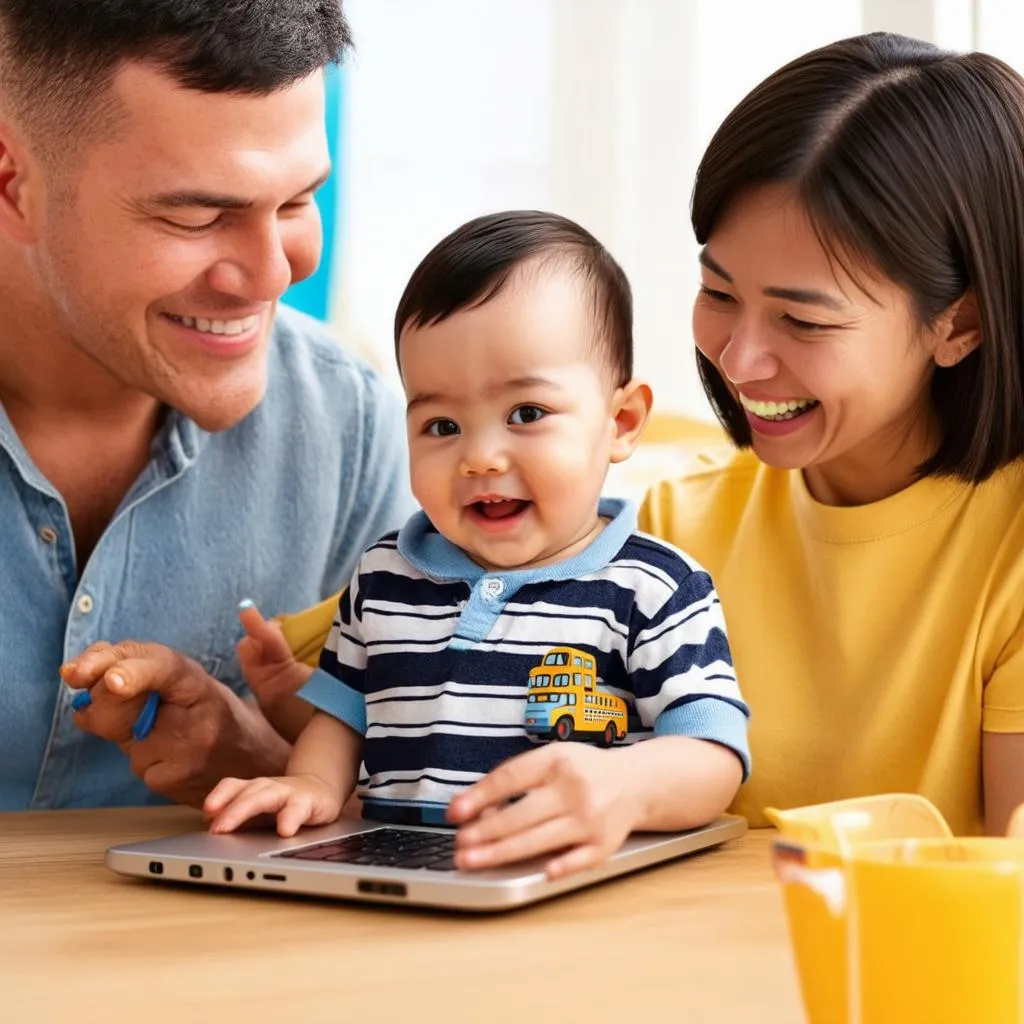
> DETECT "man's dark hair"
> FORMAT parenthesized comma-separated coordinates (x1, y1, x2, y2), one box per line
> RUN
(692, 31, 1024, 482)
(0, 1, 353, 148)
(394, 210, 633, 387)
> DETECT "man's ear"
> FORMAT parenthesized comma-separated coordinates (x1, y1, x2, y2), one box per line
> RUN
(609, 379, 653, 464)
(0, 123, 40, 244)
(933, 290, 981, 369)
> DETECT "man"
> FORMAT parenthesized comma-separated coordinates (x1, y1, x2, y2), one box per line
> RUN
(0, 1, 413, 810)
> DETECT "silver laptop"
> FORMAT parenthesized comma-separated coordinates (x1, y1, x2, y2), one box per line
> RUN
(106, 814, 746, 912)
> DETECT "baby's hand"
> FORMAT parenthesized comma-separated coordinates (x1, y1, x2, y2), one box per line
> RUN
(447, 744, 639, 879)
(237, 600, 313, 707)
(204, 772, 342, 835)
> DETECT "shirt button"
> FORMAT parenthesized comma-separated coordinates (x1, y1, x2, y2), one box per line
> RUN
(39, 526, 58, 544)
(77, 594, 94, 615)
(482, 578, 505, 599)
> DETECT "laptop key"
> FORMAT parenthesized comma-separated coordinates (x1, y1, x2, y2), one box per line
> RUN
(395, 855, 439, 869)
(424, 857, 458, 872)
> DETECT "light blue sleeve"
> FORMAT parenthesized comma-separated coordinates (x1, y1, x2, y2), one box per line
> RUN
(297, 667, 367, 736)
(655, 697, 751, 781)
(299, 569, 368, 737)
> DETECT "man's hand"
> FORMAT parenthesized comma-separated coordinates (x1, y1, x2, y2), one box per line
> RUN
(446, 743, 641, 879)
(61, 641, 290, 808)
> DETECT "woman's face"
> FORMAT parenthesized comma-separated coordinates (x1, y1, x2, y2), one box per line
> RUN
(693, 185, 958, 504)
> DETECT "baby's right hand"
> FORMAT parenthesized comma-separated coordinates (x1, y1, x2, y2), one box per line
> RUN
(236, 600, 313, 707)
(204, 773, 342, 836)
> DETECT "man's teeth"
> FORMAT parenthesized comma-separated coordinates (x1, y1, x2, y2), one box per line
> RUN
(171, 314, 260, 336)
(739, 395, 817, 421)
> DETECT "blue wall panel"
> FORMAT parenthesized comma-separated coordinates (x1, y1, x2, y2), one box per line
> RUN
(283, 63, 344, 322)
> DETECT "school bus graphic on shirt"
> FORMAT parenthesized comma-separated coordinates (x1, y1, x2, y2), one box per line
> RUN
(524, 647, 628, 747)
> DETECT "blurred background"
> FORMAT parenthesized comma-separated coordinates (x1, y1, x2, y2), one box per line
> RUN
(286, 0, 1024, 427)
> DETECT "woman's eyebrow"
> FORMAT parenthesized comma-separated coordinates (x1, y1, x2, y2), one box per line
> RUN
(699, 248, 732, 281)
(763, 285, 847, 311)
(700, 247, 848, 310)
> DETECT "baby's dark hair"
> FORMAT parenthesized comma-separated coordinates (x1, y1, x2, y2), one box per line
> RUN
(394, 210, 633, 387)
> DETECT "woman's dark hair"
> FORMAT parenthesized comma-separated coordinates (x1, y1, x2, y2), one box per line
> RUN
(693, 31, 1024, 481)
(394, 210, 633, 387)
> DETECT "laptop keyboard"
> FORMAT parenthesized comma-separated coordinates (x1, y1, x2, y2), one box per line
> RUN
(273, 828, 459, 871)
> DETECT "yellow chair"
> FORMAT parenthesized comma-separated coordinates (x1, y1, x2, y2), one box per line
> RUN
(278, 592, 338, 668)
(639, 411, 726, 446)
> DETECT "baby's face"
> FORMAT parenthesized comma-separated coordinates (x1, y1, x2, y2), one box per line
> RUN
(400, 270, 623, 571)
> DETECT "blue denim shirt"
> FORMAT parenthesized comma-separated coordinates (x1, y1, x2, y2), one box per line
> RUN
(0, 306, 414, 810)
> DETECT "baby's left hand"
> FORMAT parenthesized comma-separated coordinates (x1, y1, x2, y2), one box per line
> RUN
(447, 744, 639, 879)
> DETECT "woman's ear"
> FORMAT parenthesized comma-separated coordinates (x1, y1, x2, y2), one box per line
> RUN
(933, 291, 981, 368)
(610, 379, 653, 464)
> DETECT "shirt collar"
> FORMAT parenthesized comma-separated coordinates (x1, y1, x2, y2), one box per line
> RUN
(397, 497, 636, 586)
(0, 397, 210, 494)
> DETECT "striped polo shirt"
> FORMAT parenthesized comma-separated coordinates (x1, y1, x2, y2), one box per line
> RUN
(298, 499, 749, 822)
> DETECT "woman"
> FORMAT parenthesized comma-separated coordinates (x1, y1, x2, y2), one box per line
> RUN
(640, 32, 1024, 835)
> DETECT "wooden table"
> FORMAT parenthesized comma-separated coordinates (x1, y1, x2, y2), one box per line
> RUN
(1, 808, 803, 1023)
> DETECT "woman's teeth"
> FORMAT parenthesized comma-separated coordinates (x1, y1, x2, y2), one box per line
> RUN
(739, 395, 818, 421)
(169, 313, 260, 336)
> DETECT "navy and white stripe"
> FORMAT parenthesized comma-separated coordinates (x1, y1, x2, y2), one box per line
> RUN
(298, 498, 749, 809)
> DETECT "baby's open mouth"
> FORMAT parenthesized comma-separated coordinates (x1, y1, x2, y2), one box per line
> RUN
(472, 499, 531, 520)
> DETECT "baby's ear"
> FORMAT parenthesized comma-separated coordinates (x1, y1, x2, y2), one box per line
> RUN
(610, 380, 653, 463)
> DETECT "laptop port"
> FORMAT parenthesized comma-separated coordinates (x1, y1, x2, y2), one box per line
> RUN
(188, 864, 203, 879)
(358, 880, 407, 897)
(223, 867, 234, 882)
(148, 861, 163, 875)
(262, 873, 287, 883)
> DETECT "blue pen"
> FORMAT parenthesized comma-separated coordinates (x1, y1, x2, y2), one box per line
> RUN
(70, 689, 93, 711)
(132, 691, 161, 742)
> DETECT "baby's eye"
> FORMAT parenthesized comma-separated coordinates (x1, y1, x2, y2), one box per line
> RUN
(508, 405, 548, 426)
(426, 419, 460, 437)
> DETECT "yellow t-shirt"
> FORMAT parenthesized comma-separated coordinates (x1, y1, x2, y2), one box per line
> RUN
(638, 447, 1024, 835)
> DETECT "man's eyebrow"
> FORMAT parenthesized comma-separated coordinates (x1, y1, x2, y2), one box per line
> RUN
(700, 248, 847, 310)
(144, 169, 332, 211)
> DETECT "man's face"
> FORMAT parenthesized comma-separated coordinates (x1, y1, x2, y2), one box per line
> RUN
(27, 62, 330, 430)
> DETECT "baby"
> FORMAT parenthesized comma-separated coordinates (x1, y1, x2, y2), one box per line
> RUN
(206, 210, 750, 878)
